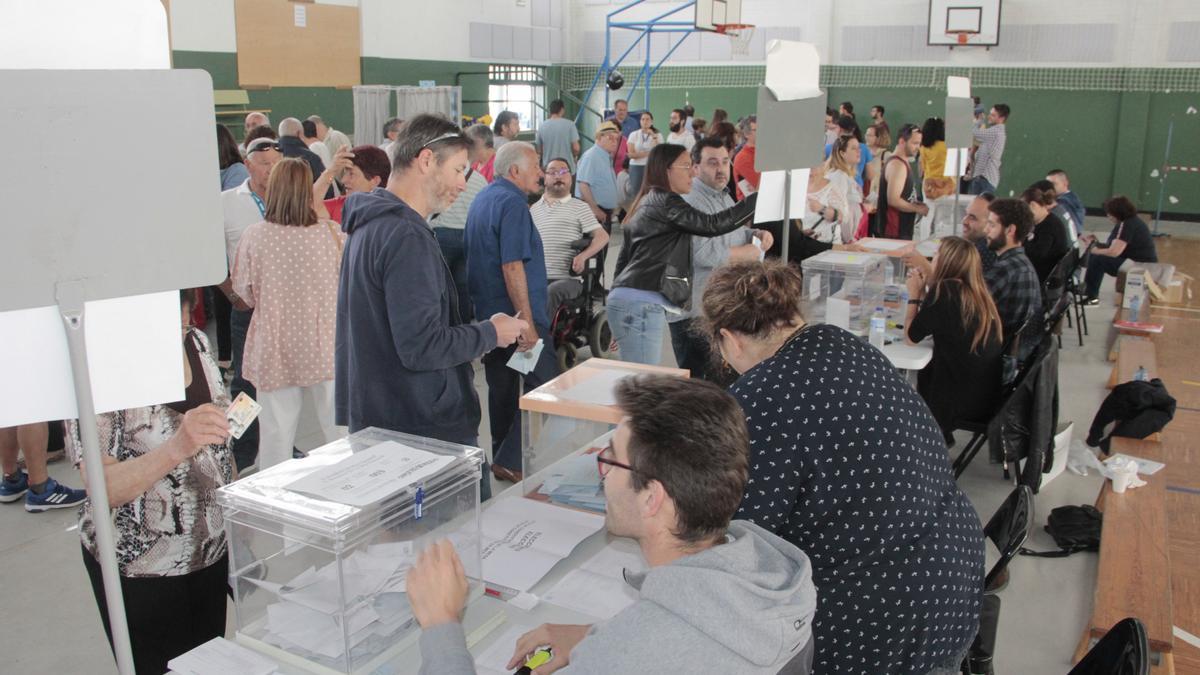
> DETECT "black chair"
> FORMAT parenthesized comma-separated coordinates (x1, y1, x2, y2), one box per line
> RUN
(961, 486, 1035, 675)
(1064, 241, 1097, 346)
(1043, 248, 1078, 348)
(1068, 618, 1150, 675)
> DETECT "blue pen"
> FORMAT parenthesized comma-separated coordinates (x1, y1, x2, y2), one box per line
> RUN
(414, 485, 425, 520)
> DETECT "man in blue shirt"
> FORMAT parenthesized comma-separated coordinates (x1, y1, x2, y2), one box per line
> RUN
(465, 141, 560, 482)
(575, 121, 622, 231)
(1047, 169, 1086, 234)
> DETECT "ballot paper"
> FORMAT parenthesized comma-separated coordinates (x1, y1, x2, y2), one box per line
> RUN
(507, 338, 545, 375)
(542, 539, 645, 620)
(754, 169, 812, 224)
(474, 624, 536, 675)
(248, 541, 417, 662)
(167, 637, 278, 675)
(559, 368, 633, 407)
(477, 497, 606, 593)
(1108, 453, 1166, 476)
(285, 441, 455, 507)
(536, 453, 606, 513)
(943, 147, 971, 178)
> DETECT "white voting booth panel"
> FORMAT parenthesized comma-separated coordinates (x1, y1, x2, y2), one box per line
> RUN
(0, 5, 228, 668)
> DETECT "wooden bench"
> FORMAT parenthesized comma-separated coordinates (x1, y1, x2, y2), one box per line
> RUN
(1073, 436, 1175, 672)
(1107, 337, 1158, 388)
(213, 89, 271, 124)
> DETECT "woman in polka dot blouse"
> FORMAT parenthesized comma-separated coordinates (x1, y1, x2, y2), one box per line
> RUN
(700, 259, 986, 675)
(232, 158, 345, 469)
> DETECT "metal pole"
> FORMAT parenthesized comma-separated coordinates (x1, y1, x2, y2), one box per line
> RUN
(56, 280, 136, 675)
(1152, 120, 1174, 237)
(782, 170, 792, 262)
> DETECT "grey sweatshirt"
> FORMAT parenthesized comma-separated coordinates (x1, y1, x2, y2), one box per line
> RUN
(418, 520, 817, 674)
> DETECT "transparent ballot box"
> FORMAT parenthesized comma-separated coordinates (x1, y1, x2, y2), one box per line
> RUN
(801, 250, 889, 335)
(856, 237, 913, 285)
(519, 359, 688, 506)
(217, 428, 484, 675)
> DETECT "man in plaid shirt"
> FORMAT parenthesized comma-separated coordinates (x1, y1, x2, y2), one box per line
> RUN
(983, 198, 1042, 358)
(968, 104, 1009, 195)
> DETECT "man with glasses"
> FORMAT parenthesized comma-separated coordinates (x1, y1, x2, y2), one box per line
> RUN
(335, 114, 526, 499)
(532, 157, 610, 321)
(218, 136, 281, 469)
(668, 137, 771, 380)
(406, 375, 817, 674)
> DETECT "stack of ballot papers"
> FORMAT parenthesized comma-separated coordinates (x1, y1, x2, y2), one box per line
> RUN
(243, 541, 416, 663)
(535, 453, 606, 513)
(168, 637, 278, 675)
(542, 538, 646, 620)
(475, 498, 605, 593)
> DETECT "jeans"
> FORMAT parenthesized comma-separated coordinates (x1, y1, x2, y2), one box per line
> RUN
(607, 295, 667, 366)
(967, 176, 996, 196)
(626, 164, 646, 203)
(668, 318, 712, 380)
(229, 308, 259, 471)
(434, 227, 473, 322)
(481, 324, 560, 472)
(1083, 253, 1126, 298)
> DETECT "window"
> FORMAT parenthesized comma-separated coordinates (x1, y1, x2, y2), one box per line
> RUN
(488, 65, 546, 133)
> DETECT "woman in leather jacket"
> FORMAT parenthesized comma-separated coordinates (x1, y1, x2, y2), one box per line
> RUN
(608, 143, 758, 365)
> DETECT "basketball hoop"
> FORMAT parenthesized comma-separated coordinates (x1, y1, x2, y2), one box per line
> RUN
(948, 30, 971, 45)
(715, 23, 756, 55)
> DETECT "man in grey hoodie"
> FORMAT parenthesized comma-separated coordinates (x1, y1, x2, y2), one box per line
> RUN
(407, 375, 817, 674)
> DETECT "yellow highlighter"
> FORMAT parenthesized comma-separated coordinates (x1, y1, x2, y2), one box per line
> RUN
(514, 647, 553, 674)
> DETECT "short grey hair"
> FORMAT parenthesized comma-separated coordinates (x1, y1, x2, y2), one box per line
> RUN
(494, 141, 537, 179)
(278, 117, 303, 138)
(465, 124, 494, 148)
(738, 115, 757, 136)
(245, 112, 270, 128)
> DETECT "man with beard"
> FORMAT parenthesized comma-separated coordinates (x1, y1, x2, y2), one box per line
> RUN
(465, 142, 560, 484)
(668, 137, 770, 380)
(531, 157, 610, 319)
(666, 107, 695, 152)
(904, 192, 997, 278)
(335, 114, 526, 499)
(982, 197, 1042, 352)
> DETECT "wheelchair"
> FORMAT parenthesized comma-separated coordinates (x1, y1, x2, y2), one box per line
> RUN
(549, 235, 614, 371)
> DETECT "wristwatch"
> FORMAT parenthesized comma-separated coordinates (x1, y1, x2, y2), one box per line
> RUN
(907, 299, 922, 305)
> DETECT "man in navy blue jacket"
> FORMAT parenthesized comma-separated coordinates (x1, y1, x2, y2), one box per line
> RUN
(336, 114, 526, 499)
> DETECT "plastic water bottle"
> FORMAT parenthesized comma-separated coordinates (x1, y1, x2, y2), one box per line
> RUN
(1134, 366, 1149, 382)
(869, 307, 886, 348)
(1129, 294, 1141, 323)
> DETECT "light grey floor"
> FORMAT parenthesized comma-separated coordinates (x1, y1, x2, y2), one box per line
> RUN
(1, 215, 1192, 673)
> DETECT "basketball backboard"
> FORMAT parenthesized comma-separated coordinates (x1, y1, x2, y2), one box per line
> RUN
(695, 0, 742, 31)
(928, 0, 1001, 47)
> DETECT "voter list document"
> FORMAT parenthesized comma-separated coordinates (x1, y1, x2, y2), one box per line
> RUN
(476, 498, 605, 593)
(285, 441, 456, 507)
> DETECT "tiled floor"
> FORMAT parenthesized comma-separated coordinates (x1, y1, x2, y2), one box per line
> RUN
(2, 217, 1195, 673)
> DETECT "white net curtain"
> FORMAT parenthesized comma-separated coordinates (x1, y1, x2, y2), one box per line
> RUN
(351, 85, 463, 147)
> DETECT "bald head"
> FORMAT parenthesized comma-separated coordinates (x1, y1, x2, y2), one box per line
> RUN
(244, 112, 270, 135)
(278, 117, 303, 138)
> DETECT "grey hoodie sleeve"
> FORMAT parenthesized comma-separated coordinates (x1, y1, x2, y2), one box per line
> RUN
(418, 623, 477, 675)
(381, 228, 499, 371)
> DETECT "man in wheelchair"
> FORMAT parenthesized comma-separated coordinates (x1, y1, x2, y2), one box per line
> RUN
(531, 157, 612, 365)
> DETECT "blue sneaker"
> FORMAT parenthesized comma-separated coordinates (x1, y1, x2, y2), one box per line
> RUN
(0, 471, 29, 503)
(24, 478, 87, 513)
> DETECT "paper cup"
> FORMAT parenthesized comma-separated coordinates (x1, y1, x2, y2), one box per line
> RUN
(1112, 470, 1133, 493)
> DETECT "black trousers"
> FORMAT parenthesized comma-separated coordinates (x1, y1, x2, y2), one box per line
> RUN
(82, 546, 229, 675)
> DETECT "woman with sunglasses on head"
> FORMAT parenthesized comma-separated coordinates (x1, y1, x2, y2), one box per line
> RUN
(700, 259, 985, 675)
(608, 143, 760, 366)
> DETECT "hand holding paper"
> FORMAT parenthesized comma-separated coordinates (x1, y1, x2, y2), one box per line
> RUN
(407, 540, 469, 628)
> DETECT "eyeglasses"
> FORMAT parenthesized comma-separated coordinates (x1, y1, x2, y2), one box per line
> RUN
(420, 132, 465, 150)
(595, 442, 640, 479)
(669, 162, 694, 172)
(546, 168, 571, 177)
(246, 142, 281, 154)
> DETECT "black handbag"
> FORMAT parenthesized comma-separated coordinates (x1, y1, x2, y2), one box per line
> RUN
(1019, 505, 1102, 557)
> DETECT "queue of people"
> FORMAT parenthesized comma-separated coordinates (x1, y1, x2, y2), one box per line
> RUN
(36, 97, 1161, 675)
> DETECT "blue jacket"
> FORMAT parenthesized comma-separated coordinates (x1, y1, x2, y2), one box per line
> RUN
(335, 188, 497, 444)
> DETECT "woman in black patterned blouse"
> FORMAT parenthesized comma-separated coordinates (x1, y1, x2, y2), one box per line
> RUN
(700, 259, 985, 675)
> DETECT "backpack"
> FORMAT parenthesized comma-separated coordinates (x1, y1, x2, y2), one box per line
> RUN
(1019, 505, 1102, 557)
